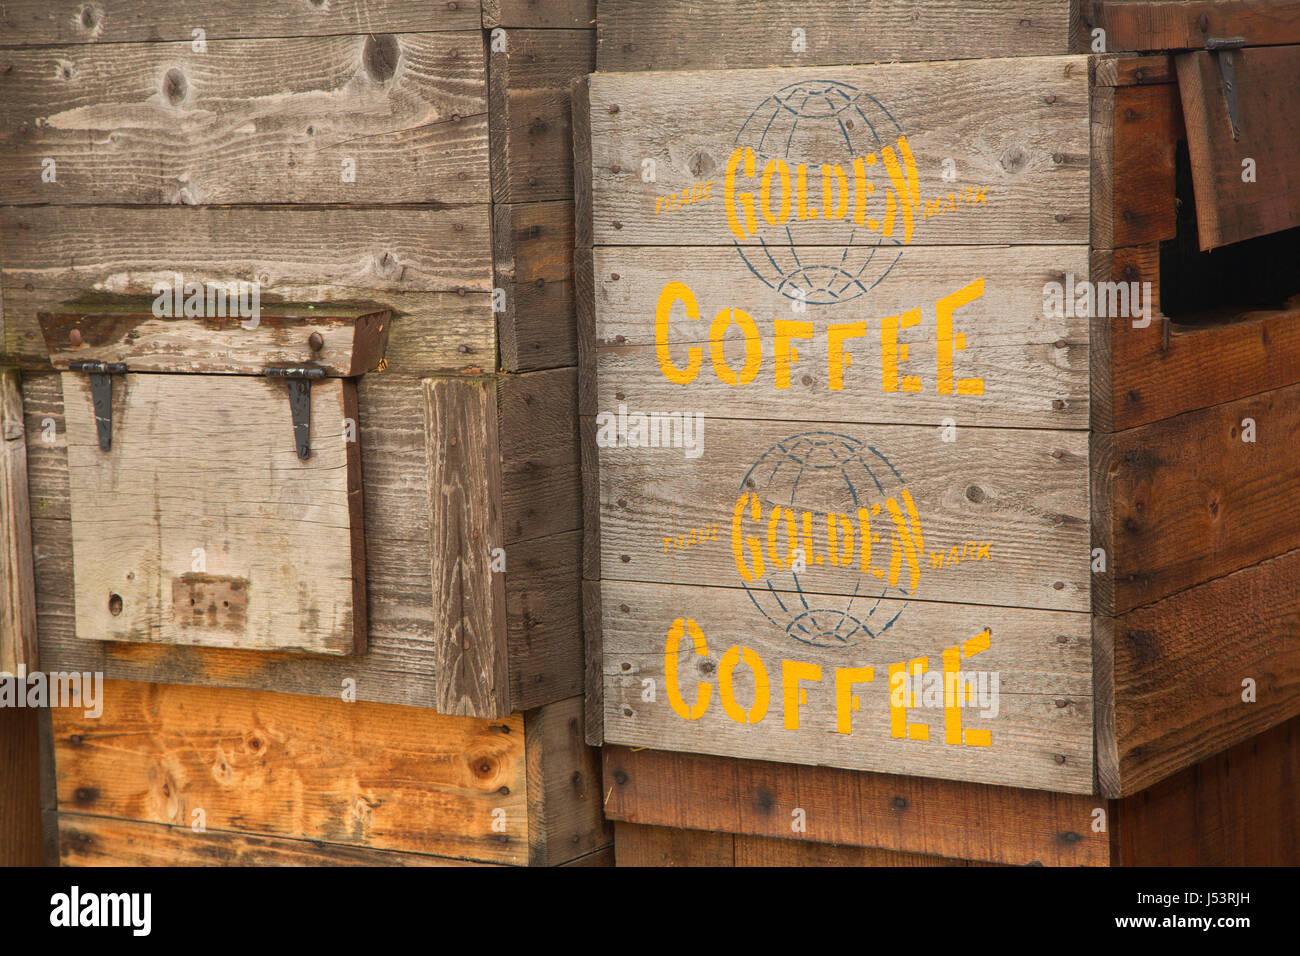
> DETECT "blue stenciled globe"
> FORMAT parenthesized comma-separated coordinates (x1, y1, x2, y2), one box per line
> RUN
(732, 80, 906, 306)
(738, 433, 914, 648)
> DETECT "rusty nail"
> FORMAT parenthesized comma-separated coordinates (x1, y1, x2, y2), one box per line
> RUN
(1054, 754, 1067, 764)
(308, 332, 324, 351)
(609, 104, 620, 114)
(1045, 94, 1057, 104)
(1198, 12, 1210, 32)
(68, 328, 83, 346)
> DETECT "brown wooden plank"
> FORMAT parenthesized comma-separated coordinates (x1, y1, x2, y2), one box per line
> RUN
(506, 530, 583, 711)
(427, 376, 509, 718)
(63, 372, 365, 656)
(1104, 547, 1300, 796)
(494, 200, 578, 371)
(52, 680, 530, 864)
(0, 1, 482, 46)
(56, 812, 493, 867)
(37, 297, 389, 376)
(1091, 83, 1181, 249)
(603, 747, 1111, 866)
(0, 33, 488, 205)
(1176, 45, 1300, 249)
(1, 367, 37, 672)
(489, 29, 594, 204)
(1086, 0, 1300, 51)
(1115, 713, 1300, 865)
(0, 205, 493, 370)
(733, 832, 987, 866)
(597, 1, 1080, 70)
(523, 695, 611, 865)
(484, 0, 594, 29)
(497, 366, 580, 543)
(1097, 381, 1300, 615)
(1093, 54, 1177, 86)
(0, 706, 43, 865)
(613, 821, 735, 866)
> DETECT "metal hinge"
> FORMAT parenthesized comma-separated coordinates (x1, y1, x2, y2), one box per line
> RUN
(1207, 37, 1246, 141)
(69, 361, 126, 451)
(263, 366, 324, 460)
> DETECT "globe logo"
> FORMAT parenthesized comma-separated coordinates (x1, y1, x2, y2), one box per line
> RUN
(724, 80, 920, 306)
(734, 432, 923, 649)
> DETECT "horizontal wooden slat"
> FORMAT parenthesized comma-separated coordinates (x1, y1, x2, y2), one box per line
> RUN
(484, 0, 594, 29)
(0, 205, 493, 369)
(0, 33, 488, 205)
(597, 0, 1081, 70)
(0, 2, 482, 46)
(603, 746, 1110, 866)
(52, 680, 529, 863)
(600, 580, 1093, 792)
(583, 57, 1091, 247)
(589, 245, 1090, 429)
(1086, 0, 1300, 51)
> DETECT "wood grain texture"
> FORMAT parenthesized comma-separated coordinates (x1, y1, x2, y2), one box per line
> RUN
(582, 578, 603, 746)
(0, 33, 488, 205)
(0, 706, 43, 865)
(489, 29, 594, 204)
(484, 0, 594, 29)
(1176, 45, 1300, 249)
(0, 205, 493, 369)
(1097, 381, 1300, 615)
(494, 200, 578, 371)
(596, 419, 1091, 612)
(426, 376, 508, 718)
(590, 244, 1091, 428)
(52, 680, 530, 864)
(507, 530, 583, 712)
(597, 1, 1081, 70)
(523, 694, 611, 865)
(603, 746, 1110, 866)
(64, 372, 365, 655)
(1091, 83, 1180, 250)
(584, 57, 1091, 247)
(56, 812, 493, 867)
(1, 367, 38, 672)
(1093, 54, 1177, 87)
(600, 581, 1093, 793)
(1115, 713, 1300, 865)
(1105, 548, 1300, 796)
(0, 1, 482, 46)
(614, 821, 734, 866)
(497, 366, 580, 544)
(38, 298, 389, 376)
(1086, 0, 1300, 51)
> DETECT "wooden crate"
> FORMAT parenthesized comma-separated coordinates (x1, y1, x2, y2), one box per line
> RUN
(574, 18, 1300, 801)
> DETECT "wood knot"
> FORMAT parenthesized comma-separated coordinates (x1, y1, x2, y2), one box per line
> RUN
(363, 34, 400, 83)
(162, 68, 187, 106)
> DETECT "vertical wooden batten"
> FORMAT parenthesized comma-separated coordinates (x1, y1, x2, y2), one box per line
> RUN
(1, 366, 37, 673)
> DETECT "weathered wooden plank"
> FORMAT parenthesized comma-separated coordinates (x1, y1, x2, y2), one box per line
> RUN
(56, 813, 493, 867)
(33, 373, 442, 709)
(1092, 54, 1177, 87)
(613, 822, 735, 866)
(603, 746, 1110, 866)
(523, 695, 611, 865)
(590, 245, 1090, 428)
(597, 1, 1081, 70)
(601, 580, 1093, 793)
(581, 578, 603, 746)
(0, 205, 494, 369)
(507, 531, 583, 712)
(427, 376, 509, 718)
(1091, 83, 1180, 250)
(0, 1, 482, 46)
(597, 419, 1091, 613)
(38, 297, 388, 376)
(1092, 245, 1300, 432)
(498, 366, 580, 543)
(63, 372, 365, 655)
(484, 0, 594, 29)
(494, 200, 578, 371)
(489, 29, 594, 204)
(0, 33, 488, 205)
(732, 832, 989, 866)
(1103, 548, 1300, 797)
(1115, 713, 1300, 865)
(1086, 0, 1300, 51)
(52, 680, 530, 864)
(583, 57, 1091, 247)
(1096, 381, 1300, 615)
(1176, 45, 1300, 249)
(0, 707, 43, 865)
(1, 367, 38, 672)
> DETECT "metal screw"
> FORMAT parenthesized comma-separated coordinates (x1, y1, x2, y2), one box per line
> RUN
(68, 328, 83, 346)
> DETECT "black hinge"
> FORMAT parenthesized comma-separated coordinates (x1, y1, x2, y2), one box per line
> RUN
(69, 361, 126, 451)
(263, 367, 325, 460)
(1207, 37, 1246, 141)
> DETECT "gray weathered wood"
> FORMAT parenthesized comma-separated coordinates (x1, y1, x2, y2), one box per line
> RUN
(1, 367, 38, 672)
(494, 200, 578, 371)
(601, 579, 1093, 793)
(0, 33, 488, 205)
(523, 694, 611, 865)
(64, 371, 364, 655)
(498, 366, 580, 544)
(597, 1, 1082, 70)
(426, 376, 509, 718)
(590, 244, 1090, 429)
(0, 1, 482, 46)
(582, 57, 1091, 248)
